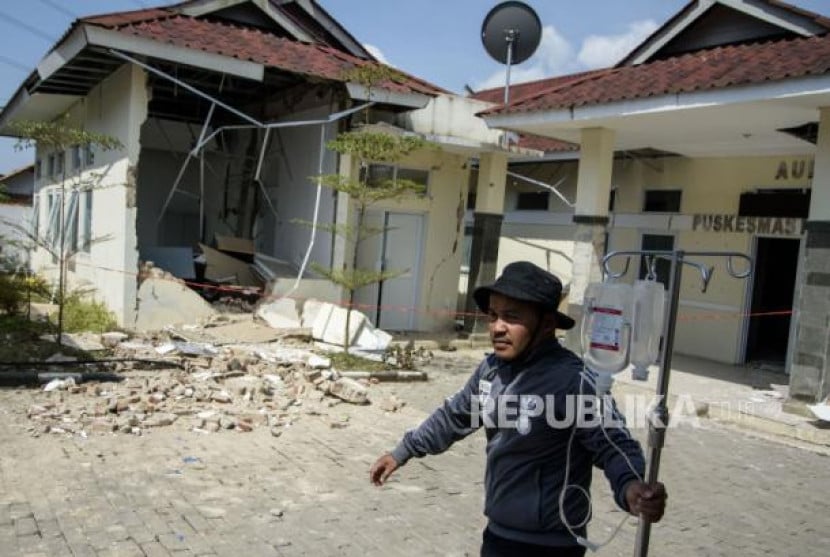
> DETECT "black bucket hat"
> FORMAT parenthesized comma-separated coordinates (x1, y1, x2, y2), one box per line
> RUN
(473, 261, 575, 330)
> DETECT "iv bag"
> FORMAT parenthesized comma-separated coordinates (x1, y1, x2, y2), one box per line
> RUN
(630, 279, 666, 381)
(581, 281, 632, 393)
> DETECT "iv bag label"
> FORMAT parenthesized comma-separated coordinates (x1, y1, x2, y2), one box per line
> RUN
(589, 307, 623, 351)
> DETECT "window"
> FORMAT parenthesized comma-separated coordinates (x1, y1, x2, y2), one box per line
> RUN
(639, 234, 675, 288)
(396, 167, 429, 188)
(54, 152, 65, 177)
(66, 190, 80, 253)
(71, 145, 82, 170)
(84, 143, 95, 166)
(739, 189, 810, 218)
(47, 155, 55, 177)
(82, 190, 93, 252)
(45, 191, 62, 256)
(31, 194, 40, 239)
(643, 189, 682, 212)
(516, 191, 549, 211)
(35, 159, 42, 179)
(360, 164, 429, 193)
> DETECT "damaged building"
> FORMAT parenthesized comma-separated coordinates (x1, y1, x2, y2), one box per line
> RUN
(0, 0, 526, 334)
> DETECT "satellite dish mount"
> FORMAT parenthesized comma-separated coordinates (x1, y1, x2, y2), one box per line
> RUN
(481, 1, 542, 105)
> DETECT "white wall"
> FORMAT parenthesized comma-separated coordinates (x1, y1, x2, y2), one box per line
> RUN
(30, 64, 147, 326)
(485, 153, 813, 364)
(0, 169, 34, 268)
(0, 204, 32, 268)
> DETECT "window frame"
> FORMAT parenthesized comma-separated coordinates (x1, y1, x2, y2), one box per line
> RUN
(361, 163, 430, 195)
(642, 189, 682, 213)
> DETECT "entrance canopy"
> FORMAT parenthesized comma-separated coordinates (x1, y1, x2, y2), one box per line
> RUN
(480, 32, 830, 158)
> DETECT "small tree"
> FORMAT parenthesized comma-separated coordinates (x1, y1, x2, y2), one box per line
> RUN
(310, 130, 427, 351)
(8, 115, 122, 345)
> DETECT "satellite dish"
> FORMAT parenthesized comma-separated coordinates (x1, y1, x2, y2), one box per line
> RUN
(481, 1, 542, 104)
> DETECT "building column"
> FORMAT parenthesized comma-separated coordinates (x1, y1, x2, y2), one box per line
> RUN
(464, 152, 507, 332)
(789, 107, 830, 403)
(566, 128, 615, 347)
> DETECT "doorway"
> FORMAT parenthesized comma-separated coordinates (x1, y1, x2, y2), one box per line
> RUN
(745, 237, 800, 364)
(639, 233, 675, 287)
(356, 211, 424, 331)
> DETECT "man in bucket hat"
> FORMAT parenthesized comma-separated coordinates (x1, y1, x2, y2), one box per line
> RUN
(370, 261, 666, 556)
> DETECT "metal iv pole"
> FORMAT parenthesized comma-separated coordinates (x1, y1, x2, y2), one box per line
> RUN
(600, 249, 753, 557)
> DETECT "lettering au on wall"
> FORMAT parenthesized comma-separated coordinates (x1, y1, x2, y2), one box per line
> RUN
(775, 159, 814, 181)
(692, 214, 804, 235)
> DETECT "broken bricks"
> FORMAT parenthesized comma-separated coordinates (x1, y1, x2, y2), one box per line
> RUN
(18, 325, 399, 439)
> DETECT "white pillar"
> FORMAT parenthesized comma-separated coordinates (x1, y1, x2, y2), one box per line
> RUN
(464, 152, 508, 331)
(475, 152, 507, 214)
(567, 128, 616, 345)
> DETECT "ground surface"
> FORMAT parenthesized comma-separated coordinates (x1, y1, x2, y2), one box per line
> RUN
(1, 350, 829, 557)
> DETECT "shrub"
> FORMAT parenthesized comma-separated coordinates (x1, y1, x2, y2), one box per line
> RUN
(56, 292, 117, 333)
(0, 273, 26, 314)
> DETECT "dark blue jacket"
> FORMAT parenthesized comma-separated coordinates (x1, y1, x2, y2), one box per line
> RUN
(391, 340, 645, 547)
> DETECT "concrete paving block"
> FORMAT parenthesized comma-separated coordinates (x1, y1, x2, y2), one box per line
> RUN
(14, 516, 38, 536)
(255, 298, 301, 329)
(133, 278, 216, 332)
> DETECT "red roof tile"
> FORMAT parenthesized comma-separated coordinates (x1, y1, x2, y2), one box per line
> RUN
(483, 33, 830, 116)
(470, 68, 612, 105)
(83, 8, 175, 27)
(515, 134, 578, 154)
(82, 9, 446, 96)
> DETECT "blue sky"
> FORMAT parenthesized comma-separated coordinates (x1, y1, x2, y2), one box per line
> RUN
(1, 0, 829, 174)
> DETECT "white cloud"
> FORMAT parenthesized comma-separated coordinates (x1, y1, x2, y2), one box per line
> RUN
(577, 20, 658, 68)
(470, 20, 660, 94)
(473, 25, 577, 92)
(364, 43, 392, 66)
(535, 25, 578, 75)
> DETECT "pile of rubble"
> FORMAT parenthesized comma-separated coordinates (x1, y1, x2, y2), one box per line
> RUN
(23, 333, 400, 439)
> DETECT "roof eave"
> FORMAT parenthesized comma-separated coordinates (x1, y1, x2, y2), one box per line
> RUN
(1, 22, 267, 134)
(84, 25, 265, 82)
(482, 73, 830, 133)
(345, 82, 432, 109)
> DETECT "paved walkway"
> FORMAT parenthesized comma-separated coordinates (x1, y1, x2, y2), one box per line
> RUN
(2, 351, 830, 556)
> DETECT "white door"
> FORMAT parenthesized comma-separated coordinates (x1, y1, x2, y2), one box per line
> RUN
(357, 211, 424, 331)
(379, 212, 424, 330)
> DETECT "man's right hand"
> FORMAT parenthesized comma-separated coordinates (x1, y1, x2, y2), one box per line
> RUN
(369, 453, 399, 486)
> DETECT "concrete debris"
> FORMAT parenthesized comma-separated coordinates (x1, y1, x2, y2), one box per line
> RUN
(17, 321, 420, 438)
(40, 333, 106, 352)
(134, 276, 216, 332)
(101, 332, 129, 348)
(300, 298, 325, 329)
(155, 341, 219, 357)
(310, 303, 392, 351)
(380, 395, 406, 413)
(43, 377, 76, 392)
(256, 298, 301, 329)
(328, 377, 369, 405)
(307, 355, 331, 369)
(808, 403, 830, 422)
